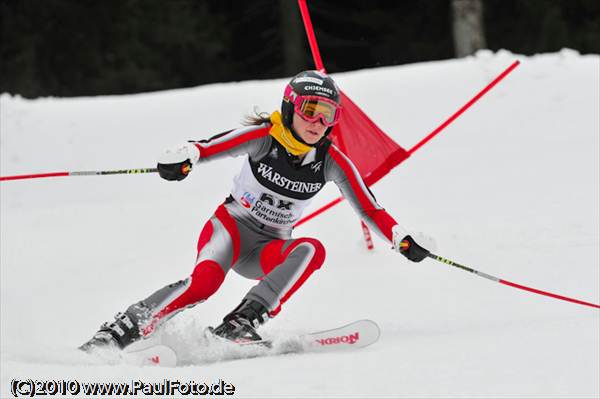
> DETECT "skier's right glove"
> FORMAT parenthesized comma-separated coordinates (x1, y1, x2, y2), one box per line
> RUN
(398, 235, 430, 262)
(392, 225, 432, 263)
(157, 142, 200, 181)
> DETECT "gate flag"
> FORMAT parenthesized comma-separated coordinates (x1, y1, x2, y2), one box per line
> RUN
(329, 91, 409, 187)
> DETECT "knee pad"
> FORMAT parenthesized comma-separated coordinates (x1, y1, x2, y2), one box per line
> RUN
(190, 260, 226, 300)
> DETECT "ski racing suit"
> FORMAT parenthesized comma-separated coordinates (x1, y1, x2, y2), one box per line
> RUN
(124, 120, 399, 339)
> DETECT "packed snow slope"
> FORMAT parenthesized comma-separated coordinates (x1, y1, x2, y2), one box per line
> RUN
(1, 49, 599, 398)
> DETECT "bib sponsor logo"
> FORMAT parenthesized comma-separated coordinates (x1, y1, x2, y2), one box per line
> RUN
(240, 192, 255, 208)
(250, 198, 297, 226)
(256, 163, 322, 194)
(316, 332, 360, 346)
(293, 76, 323, 85)
(303, 85, 334, 96)
(310, 161, 323, 173)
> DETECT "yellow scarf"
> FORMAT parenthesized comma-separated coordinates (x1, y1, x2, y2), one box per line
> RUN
(269, 111, 312, 156)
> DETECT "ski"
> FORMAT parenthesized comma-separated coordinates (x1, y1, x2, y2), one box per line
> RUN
(243, 318, 380, 353)
(122, 319, 380, 367)
(123, 344, 178, 367)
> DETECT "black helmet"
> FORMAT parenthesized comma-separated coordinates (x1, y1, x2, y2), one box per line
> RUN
(281, 70, 341, 135)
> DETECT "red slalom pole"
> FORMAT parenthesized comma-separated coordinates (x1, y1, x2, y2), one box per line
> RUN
(408, 60, 520, 155)
(0, 172, 69, 181)
(298, 0, 325, 72)
(296, 0, 375, 248)
(361, 220, 375, 250)
(295, 197, 343, 226)
(428, 252, 600, 309)
(0, 168, 158, 182)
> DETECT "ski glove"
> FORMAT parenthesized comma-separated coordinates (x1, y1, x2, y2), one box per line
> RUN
(157, 142, 200, 181)
(158, 159, 192, 181)
(392, 225, 431, 263)
(399, 235, 430, 262)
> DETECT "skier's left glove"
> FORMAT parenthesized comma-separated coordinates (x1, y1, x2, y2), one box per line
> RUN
(392, 225, 432, 263)
(157, 142, 200, 181)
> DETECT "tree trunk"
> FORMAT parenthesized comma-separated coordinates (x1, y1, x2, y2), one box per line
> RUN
(279, 0, 306, 75)
(452, 0, 486, 57)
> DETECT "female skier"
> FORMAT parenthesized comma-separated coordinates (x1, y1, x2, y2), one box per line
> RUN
(80, 70, 431, 351)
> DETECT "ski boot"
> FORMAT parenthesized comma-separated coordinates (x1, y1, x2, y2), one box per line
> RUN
(79, 302, 150, 352)
(208, 299, 270, 345)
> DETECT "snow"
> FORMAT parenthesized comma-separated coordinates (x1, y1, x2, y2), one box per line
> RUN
(1, 48, 599, 398)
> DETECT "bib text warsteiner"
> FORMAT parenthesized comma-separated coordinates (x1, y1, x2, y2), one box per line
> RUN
(256, 163, 322, 194)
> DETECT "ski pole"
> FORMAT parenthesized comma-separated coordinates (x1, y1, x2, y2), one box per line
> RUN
(0, 167, 158, 182)
(426, 252, 600, 309)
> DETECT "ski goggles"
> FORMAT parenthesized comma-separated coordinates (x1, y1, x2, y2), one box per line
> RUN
(284, 85, 341, 127)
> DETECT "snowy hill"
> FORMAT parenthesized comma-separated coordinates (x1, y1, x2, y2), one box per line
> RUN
(1, 49, 598, 398)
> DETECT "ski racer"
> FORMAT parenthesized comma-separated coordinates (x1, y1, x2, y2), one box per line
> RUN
(80, 70, 431, 351)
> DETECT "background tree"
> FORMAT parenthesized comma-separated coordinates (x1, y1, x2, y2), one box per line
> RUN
(1, 0, 598, 98)
(279, 0, 307, 74)
(452, 0, 487, 57)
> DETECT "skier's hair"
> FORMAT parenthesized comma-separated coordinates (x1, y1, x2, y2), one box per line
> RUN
(242, 107, 271, 126)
